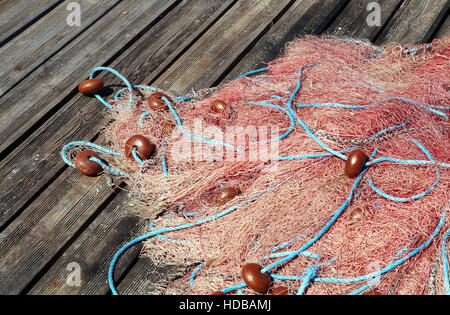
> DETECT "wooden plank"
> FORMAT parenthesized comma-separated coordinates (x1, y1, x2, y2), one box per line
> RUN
(0, 0, 123, 97)
(152, 0, 294, 95)
(4, 0, 296, 295)
(0, 0, 64, 46)
(0, 0, 234, 230)
(224, 0, 349, 81)
(116, 258, 190, 295)
(0, 0, 236, 294)
(0, 0, 179, 157)
(375, 0, 449, 44)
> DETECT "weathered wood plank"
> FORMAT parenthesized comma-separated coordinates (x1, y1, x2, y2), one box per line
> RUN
(375, 0, 449, 44)
(0, 0, 63, 46)
(0, 0, 234, 230)
(0, 0, 179, 157)
(0, 0, 236, 294)
(0, 0, 123, 97)
(118, 0, 444, 294)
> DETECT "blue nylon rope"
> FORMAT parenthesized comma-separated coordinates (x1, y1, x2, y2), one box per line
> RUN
(246, 100, 296, 144)
(131, 147, 145, 165)
(287, 63, 348, 160)
(313, 210, 446, 284)
(139, 112, 151, 126)
(297, 264, 320, 295)
(161, 96, 240, 151)
(265, 251, 321, 260)
(61, 141, 121, 168)
(296, 97, 448, 119)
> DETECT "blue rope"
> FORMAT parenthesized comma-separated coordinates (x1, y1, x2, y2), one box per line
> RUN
(247, 100, 296, 144)
(88, 157, 127, 176)
(442, 229, 450, 295)
(288, 63, 348, 160)
(161, 96, 240, 151)
(131, 147, 145, 165)
(61, 141, 121, 168)
(296, 97, 448, 119)
(367, 157, 450, 168)
(174, 96, 194, 102)
(265, 250, 322, 260)
(297, 264, 320, 295)
(139, 112, 151, 126)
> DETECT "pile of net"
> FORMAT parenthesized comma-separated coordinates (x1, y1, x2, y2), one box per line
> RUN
(65, 35, 450, 295)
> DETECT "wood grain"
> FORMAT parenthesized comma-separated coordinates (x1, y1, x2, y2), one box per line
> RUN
(0, 0, 179, 157)
(0, 0, 64, 46)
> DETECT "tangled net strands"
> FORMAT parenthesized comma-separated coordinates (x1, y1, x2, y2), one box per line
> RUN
(61, 36, 450, 295)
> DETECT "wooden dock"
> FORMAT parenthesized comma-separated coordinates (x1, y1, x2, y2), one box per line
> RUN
(0, 0, 448, 295)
